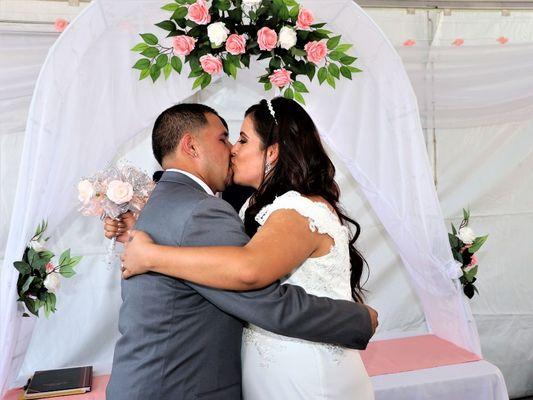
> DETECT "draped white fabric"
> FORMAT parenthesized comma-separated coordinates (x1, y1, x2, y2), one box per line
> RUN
(5, 1, 532, 398)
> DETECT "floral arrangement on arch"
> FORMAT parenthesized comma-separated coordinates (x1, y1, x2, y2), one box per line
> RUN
(449, 209, 488, 299)
(131, 0, 361, 104)
(14, 221, 82, 317)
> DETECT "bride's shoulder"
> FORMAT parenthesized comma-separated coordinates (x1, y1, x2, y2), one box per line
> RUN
(256, 191, 337, 227)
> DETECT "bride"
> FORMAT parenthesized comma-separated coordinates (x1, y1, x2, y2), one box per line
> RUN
(120, 97, 375, 399)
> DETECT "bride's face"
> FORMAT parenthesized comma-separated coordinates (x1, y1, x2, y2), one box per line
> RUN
(231, 115, 266, 189)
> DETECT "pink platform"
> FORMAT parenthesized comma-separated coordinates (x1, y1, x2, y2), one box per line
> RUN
(360, 334, 481, 376)
(3, 334, 481, 399)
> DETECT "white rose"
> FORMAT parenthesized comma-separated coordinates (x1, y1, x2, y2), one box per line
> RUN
(242, 0, 262, 7)
(457, 227, 476, 244)
(207, 22, 230, 47)
(106, 180, 134, 205)
(78, 179, 95, 204)
(44, 272, 61, 292)
(29, 239, 47, 252)
(278, 26, 297, 50)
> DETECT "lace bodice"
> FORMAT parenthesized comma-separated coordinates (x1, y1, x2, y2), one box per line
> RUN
(239, 191, 352, 300)
(239, 191, 354, 366)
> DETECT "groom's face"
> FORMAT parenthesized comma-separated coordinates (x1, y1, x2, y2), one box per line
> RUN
(197, 112, 233, 192)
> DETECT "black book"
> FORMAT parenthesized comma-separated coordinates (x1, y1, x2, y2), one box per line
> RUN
(24, 366, 92, 399)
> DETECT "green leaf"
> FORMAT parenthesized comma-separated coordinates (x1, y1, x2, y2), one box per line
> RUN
(326, 73, 336, 88)
(284, 87, 294, 99)
(140, 33, 158, 46)
(278, 5, 290, 20)
(451, 223, 457, 235)
(468, 235, 488, 253)
(27, 248, 39, 267)
(340, 55, 357, 65)
(150, 65, 161, 82)
(200, 73, 212, 89)
(188, 68, 203, 78)
(24, 298, 38, 317)
(228, 8, 243, 22)
(311, 22, 327, 28)
(283, 0, 298, 6)
(448, 232, 459, 248)
(141, 47, 160, 58)
(347, 65, 362, 73)
(306, 64, 316, 81)
(161, 3, 179, 11)
(14, 261, 31, 275)
(318, 67, 327, 84)
(264, 81, 273, 91)
(229, 63, 237, 79)
(171, 56, 183, 73)
(328, 51, 344, 61)
(192, 74, 204, 90)
(58, 249, 71, 267)
(140, 68, 151, 80)
(156, 54, 168, 68)
(340, 66, 352, 79)
(463, 208, 470, 222)
(131, 43, 149, 52)
(21, 276, 35, 294)
(290, 47, 307, 57)
(172, 6, 188, 20)
(294, 91, 306, 105)
(289, 5, 300, 18)
(65, 255, 82, 268)
(269, 57, 281, 70)
(133, 58, 151, 70)
(155, 20, 176, 32)
(328, 63, 340, 79)
(163, 63, 172, 79)
(327, 35, 341, 50)
(292, 81, 309, 93)
(315, 29, 332, 36)
(241, 54, 250, 68)
(214, 0, 231, 11)
(336, 43, 353, 52)
(40, 250, 54, 262)
(59, 266, 76, 278)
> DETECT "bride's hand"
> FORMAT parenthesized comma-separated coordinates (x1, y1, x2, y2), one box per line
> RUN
(120, 230, 155, 279)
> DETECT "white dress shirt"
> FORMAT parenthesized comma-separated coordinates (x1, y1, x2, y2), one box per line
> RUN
(165, 168, 215, 196)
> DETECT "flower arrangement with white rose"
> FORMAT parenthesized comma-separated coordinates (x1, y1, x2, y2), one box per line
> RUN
(449, 209, 489, 299)
(78, 162, 155, 265)
(14, 221, 82, 317)
(131, 0, 361, 104)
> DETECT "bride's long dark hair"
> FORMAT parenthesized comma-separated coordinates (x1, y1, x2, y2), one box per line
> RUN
(243, 97, 368, 303)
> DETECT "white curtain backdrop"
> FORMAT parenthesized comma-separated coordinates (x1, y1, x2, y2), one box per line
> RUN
(3, 2, 531, 399)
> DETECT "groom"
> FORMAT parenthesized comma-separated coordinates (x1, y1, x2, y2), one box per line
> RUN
(105, 103, 378, 400)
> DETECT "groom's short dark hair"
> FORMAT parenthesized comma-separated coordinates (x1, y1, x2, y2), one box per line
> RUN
(152, 103, 228, 166)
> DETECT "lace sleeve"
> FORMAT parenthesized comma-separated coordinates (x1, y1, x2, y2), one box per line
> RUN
(255, 191, 348, 242)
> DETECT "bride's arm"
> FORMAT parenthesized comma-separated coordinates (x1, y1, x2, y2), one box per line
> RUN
(121, 209, 320, 290)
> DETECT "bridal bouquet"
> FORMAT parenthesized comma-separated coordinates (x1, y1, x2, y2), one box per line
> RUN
(448, 209, 489, 299)
(14, 221, 82, 317)
(131, 0, 361, 103)
(77, 162, 155, 263)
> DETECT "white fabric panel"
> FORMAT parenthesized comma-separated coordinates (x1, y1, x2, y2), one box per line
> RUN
(372, 360, 508, 400)
(1, 0, 469, 395)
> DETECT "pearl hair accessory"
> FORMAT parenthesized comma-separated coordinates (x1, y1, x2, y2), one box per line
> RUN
(266, 99, 278, 124)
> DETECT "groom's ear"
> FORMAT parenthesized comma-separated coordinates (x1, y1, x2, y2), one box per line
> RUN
(266, 143, 279, 164)
(181, 133, 199, 159)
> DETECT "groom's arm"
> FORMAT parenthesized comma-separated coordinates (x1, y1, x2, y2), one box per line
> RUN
(181, 197, 374, 350)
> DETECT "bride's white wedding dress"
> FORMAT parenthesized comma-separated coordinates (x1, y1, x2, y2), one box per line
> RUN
(239, 191, 375, 399)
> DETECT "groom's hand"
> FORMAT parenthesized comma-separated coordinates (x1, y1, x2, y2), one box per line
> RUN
(365, 305, 379, 335)
(104, 211, 136, 243)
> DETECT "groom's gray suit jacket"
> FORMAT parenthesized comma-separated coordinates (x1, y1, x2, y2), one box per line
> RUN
(106, 171, 372, 400)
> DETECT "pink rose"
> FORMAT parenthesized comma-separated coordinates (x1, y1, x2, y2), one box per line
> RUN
(403, 39, 416, 47)
(225, 34, 247, 55)
(257, 27, 278, 51)
(200, 54, 223, 75)
(296, 8, 314, 30)
(187, 0, 211, 25)
(304, 40, 327, 64)
(46, 262, 55, 273)
(269, 68, 292, 88)
(54, 18, 69, 33)
(172, 35, 196, 56)
(468, 254, 478, 268)
(452, 38, 464, 47)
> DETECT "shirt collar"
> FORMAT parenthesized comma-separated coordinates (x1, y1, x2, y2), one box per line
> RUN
(165, 169, 215, 196)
